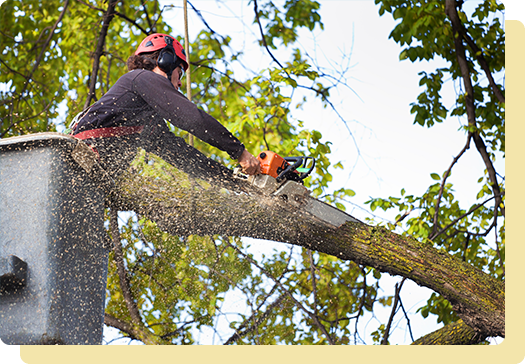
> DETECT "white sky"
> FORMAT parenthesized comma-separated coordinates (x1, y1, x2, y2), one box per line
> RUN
(152, 0, 509, 345)
(157, 0, 505, 218)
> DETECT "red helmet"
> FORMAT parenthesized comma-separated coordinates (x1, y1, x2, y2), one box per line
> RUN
(135, 33, 188, 71)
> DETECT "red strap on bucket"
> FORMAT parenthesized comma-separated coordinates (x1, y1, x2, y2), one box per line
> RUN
(74, 126, 144, 140)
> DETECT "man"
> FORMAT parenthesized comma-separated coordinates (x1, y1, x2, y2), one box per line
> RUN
(72, 33, 260, 180)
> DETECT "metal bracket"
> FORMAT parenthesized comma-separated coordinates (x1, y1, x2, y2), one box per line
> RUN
(71, 141, 97, 174)
(71, 140, 115, 194)
(0, 255, 28, 292)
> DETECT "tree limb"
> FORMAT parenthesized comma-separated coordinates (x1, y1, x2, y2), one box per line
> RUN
(412, 319, 486, 345)
(104, 313, 138, 341)
(76, 0, 150, 35)
(381, 278, 405, 345)
(445, 0, 504, 218)
(111, 150, 505, 338)
(460, 25, 505, 104)
(431, 135, 471, 238)
(109, 208, 142, 326)
(104, 313, 163, 344)
(253, 0, 285, 69)
(224, 293, 287, 345)
(224, 240, 335, 344)
(115, 10, 149, 35)
(140, 0, 155, 33)
(84, 0, 118, 109)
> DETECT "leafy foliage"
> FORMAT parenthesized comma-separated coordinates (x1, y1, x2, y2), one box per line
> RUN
(0, 0, 504, 345)
(371, 0, 504, 328)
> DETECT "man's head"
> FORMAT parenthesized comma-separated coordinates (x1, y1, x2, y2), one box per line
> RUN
(127, 33, 188, 83)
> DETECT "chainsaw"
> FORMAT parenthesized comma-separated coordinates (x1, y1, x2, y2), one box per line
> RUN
(235, 151, 359, 228)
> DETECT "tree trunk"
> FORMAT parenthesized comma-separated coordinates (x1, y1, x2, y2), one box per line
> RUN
(110, 150, 505, 340)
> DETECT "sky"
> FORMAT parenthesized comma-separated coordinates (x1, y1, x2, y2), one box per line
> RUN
(152, 0, 505, 218)
(146, 0, 507, 345)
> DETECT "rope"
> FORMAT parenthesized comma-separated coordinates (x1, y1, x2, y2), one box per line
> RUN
(183, 0, 194, 147)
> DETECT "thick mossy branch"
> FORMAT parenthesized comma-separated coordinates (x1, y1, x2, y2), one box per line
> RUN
(330, 223, 504, 338)
(112, 154, 334, 244)
(111, 153, 504, 339)
(412, 319, 486, 345)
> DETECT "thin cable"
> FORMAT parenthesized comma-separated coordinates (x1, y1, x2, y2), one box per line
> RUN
(183, 0, 194, 146)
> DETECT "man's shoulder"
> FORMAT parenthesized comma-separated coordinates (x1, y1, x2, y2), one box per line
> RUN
(127, 69, 174, 90)
(121, 69, 147, 81)
(128, 69, 165, 81)
(115, 69, 152, 83)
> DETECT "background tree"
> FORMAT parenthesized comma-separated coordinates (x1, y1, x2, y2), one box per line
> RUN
(369, 0, 504, 336)
(0, 0, 504, 345)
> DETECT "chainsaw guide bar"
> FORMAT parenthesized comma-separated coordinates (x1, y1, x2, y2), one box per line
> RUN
(235, 151, 360, 228)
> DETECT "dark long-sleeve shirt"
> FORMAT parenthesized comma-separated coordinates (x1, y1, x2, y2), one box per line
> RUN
(74, 69, 245, 159)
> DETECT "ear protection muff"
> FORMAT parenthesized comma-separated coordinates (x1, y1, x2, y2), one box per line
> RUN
(157, 36, 181, 82)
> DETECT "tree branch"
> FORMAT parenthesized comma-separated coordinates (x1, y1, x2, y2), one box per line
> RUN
(109, 208, 143, 326)
(104, 313, 138, 341)
(353, 266, 368, 344)
(431, 192, 503, 241)
(188, 1, 226, 43)
(84, 0, 118, 109)
(308, 250, 320, 316)
(445, 0, 504, 218)
(224, 293, 287, 345)
(223, 282, 281, 344)
(76, 0, 150, 35)
(398, 297, 414, 342)
(381, 278, 405, 345)
(140, 0, 155, 33)
(2, 0, 70, 137)
(412, 319, 486, 345)
(0, 99, 54, 138)
(225, 240, 335, 344)
(24, 0, 70, 95)
(112, 147, 505, 338)
(431, 135, 471, 238)
(160, 317, 204, 340)
(461, 26, 505, 104)
(115, 10, 149, 35)
(104, 313, 162, 344)
(253, 0, 285, 69)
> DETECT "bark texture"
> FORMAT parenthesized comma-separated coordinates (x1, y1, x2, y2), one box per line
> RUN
(412, 319, 486, 345)
(109, 150, 505, 340)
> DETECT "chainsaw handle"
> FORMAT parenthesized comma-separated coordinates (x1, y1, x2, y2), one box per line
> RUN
(284, 156, 315, 180)
(278, 156, 316, 182)
(295, 156, 315, 180)
(277, 158, 302, 182)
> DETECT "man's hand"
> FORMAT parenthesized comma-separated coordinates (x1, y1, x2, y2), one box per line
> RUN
(238, 149, 261, 175)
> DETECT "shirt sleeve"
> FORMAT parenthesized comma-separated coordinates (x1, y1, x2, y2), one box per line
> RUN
(132, 70, 245, 160)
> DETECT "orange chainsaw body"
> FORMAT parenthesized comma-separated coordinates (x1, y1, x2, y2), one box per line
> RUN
(257, 151, 289, 179)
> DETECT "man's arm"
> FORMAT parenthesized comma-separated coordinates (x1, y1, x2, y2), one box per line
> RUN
(134, 70, 260, 174)
(134, 71, 245, 159)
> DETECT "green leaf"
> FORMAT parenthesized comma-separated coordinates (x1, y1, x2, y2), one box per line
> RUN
(430, 173, 441, 180)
